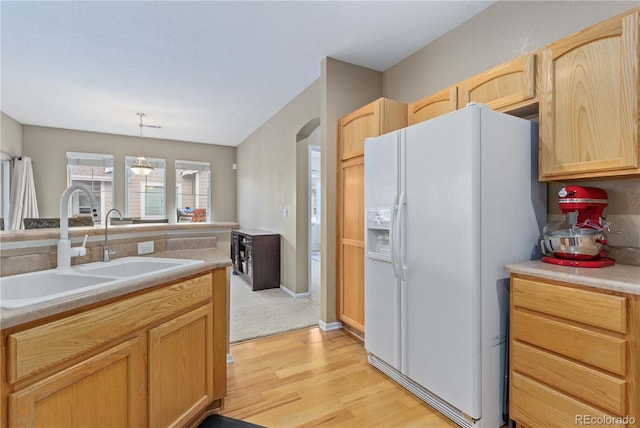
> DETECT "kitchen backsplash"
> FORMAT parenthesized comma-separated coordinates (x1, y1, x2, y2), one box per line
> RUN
(0, 225, 234, 276)
(547, 178, 640, 266)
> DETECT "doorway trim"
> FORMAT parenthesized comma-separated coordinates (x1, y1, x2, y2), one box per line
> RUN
(308, 144, 321, 301)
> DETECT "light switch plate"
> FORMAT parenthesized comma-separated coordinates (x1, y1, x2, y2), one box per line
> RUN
(138, 241, 154, 255)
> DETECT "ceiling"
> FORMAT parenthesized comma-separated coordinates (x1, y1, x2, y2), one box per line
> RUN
(1, 1, 494, 147)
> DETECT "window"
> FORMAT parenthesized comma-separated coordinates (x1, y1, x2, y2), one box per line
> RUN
(67, 152, 114, 224)
(175, 160, 211, 222)
(126, 156, 166, 220)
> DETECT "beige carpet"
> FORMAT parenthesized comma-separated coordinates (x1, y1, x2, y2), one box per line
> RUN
(230, 274, 320, 343)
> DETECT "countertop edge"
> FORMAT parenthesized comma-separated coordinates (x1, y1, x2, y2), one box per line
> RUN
(0, 248, 232, 330)
(505, 260, 640, 295)
(0, 221, 239, 244)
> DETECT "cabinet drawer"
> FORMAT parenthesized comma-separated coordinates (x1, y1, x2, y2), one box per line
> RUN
(513, 277, 626, 332)
(8, 273, 212, 383)
(511, 372, 625, 428)
(512, 309, 626, 375)
(511, 341, 626, 416)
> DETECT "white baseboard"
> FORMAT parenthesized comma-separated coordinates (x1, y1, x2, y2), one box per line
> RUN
(319, 320, 342, 331)
(280, 285, 311, 299)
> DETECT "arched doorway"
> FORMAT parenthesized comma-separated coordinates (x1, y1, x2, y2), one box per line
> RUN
(296, 117, 321, 300)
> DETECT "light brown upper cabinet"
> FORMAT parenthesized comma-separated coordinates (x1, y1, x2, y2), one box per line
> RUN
(338, 98, 407, 160)
(337, 97, 406, 333)
(408, 86, 457, 125)
(539, 8, 640, 181)
(458, 52, 537, 115)
(408, 52, 537, 126)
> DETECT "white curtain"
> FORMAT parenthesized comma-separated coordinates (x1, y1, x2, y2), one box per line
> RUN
(8, 156, 39, 230)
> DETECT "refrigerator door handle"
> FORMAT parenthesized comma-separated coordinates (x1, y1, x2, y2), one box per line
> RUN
(390, 198, 400, 279)
(396, 192, 407, 281)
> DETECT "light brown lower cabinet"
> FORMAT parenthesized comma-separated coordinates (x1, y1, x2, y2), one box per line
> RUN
(509, 275, 639, 428)
(1, 268, 228, 428)
(149, 304, 213, 427)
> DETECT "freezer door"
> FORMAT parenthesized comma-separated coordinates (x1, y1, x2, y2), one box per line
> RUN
(364, 131, 400, 214)
(364, 131, 401, 370)
(402, 106, 482, 419)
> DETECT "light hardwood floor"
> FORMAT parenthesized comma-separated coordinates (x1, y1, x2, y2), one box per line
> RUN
(221, 327, 458, 427)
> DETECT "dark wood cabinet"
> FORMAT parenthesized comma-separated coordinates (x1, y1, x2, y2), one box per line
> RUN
(231, 229, 280, 291)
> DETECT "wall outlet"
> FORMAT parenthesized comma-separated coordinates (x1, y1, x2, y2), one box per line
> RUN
(138, 241, 154, 255)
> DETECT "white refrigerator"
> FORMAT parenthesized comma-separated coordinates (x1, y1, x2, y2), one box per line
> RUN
(364, 104, 545, 428)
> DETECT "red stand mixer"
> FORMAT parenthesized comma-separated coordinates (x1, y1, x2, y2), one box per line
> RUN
(541, 185, 615, 268)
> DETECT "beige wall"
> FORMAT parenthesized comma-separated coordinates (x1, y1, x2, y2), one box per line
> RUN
(236, 78, 321, 295)
(383, 1, 640, 103)
(320, 58, 382, 325)
(1, 112, 23, 156)
(22, 125, 237, 222)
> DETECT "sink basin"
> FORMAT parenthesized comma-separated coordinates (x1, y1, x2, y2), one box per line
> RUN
(0, 271, 118, 309)
(0, 257, 204, 310)
(75, 257, 202, 278)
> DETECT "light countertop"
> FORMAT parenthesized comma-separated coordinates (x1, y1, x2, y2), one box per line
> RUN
(0, 247, 231, 330)
(505, 260, 640, 295)
(0, 221, 238, 244)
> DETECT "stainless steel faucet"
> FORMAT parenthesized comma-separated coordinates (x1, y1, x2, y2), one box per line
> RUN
(104, 208, 123, 262)
(57, 184, 101, 269)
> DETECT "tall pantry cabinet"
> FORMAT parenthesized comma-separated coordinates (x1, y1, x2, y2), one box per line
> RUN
(336, 97, 407, 333)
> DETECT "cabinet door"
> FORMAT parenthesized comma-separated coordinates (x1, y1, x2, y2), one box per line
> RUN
(338, 102, 380, 160)
(8, 336, 146, 428)
(337, 157, 365, 332)
(148, 304, 213, 428)
(338, 98, 407, 160)
(408, 86, 457, 125)
(539, 10, 640, 180)
(459, 52, 537, 114)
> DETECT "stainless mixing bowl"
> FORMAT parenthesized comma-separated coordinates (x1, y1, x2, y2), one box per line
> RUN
(542, 230, 607, 260)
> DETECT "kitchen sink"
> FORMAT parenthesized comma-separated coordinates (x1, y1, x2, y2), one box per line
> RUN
(0, 257, 204, 310)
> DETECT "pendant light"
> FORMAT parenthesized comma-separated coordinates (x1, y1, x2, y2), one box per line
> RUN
(130, 113, 160, 176)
